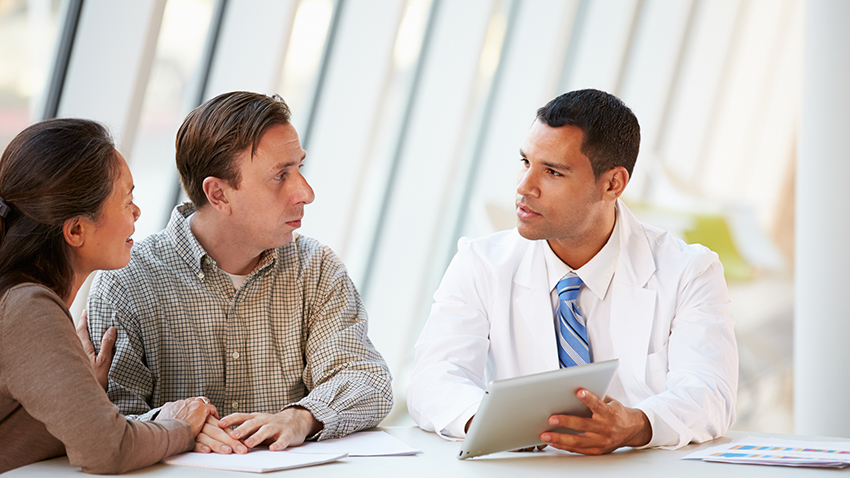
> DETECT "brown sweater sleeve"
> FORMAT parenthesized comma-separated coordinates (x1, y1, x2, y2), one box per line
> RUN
(0, 284, 194, 474)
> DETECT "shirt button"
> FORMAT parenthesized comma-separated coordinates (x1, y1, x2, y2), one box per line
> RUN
(232, 351, 240, 359)
(232, 401, 238, 410)
(198, 272, 205, 280)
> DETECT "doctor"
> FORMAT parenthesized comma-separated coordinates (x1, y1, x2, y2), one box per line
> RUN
(407, 89, 737, 454)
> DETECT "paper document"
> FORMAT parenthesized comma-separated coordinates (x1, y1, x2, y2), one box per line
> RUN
(163, 430, 419, 473)
(287, 430, 421, 456)
(683, 436, 850, 469)
(163, 451, 346, 473)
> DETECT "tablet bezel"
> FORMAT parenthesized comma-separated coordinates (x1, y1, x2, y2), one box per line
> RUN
(458, 359, 620, 460)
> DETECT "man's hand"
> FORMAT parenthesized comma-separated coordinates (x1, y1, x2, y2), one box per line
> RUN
(75, 310, 116, 390)
(540, 389, 652, 455)
(218, 406, 323, 451)
(194, 414, 248, 454)
(157, 397, 220, 437)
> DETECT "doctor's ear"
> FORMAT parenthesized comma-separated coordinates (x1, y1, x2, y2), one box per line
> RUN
(601, 167, 629, 200)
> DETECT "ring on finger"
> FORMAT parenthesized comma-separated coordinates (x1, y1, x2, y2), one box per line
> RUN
(196, 396, 210, 404)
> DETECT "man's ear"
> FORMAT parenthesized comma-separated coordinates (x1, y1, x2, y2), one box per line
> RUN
(601, 167, 629, 201)
(202, 177, 232, 215)
(63, 217, 86, 249)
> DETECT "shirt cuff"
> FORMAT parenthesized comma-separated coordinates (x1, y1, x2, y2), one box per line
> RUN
(438, 403, 479, 440)
(633, 403, 679, 449)
(127, 406, 163, 422)
(281, 400, 338, 441)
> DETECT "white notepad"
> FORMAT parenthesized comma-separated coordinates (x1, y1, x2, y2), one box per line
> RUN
(163, 450, 347, 473)
(162, 430, 419, 473)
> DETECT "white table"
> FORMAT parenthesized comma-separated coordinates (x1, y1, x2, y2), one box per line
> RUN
(5, 427, 849, 477)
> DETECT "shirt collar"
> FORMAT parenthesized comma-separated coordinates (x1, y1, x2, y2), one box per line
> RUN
(543, 204, 621, 301)
(165, 203, 277, 279)
(166, 203, 208, 277)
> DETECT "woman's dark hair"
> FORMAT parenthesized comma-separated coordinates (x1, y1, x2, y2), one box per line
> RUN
(0, 118, 120, 300)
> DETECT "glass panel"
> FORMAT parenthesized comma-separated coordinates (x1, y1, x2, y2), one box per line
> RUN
(343, 0, 433, 285)
(127, 0, 214, 240)
(276, 0, 334, 135)
(0, 0, 63, 152)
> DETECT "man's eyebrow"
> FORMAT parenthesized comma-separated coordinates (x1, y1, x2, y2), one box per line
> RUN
(272, 161, 296, 171)
(272, 153, 307, 171)
(542, 160, 570, 171)
(519, 148, 570, 171)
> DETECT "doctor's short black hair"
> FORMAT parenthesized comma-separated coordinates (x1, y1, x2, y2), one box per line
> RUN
(536, 89, 640, 179)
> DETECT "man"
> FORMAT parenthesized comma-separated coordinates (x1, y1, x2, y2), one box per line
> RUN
(88, 91, 393, 454)
(407, 89, 737, 454)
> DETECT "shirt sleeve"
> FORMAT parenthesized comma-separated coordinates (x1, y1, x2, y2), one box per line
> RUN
(288, 246, 394, 440)
(633, 252, 738, 449)
(0, 285, 193, 474)
(406, 237, 491, 437)
(87, 270, 162, 421)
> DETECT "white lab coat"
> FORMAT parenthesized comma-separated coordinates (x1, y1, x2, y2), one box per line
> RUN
(407, 201, 738, 449)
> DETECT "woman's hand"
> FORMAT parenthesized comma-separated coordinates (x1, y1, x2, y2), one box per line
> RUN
(158, 397, 220, 437)
(75, 310, 116, 390)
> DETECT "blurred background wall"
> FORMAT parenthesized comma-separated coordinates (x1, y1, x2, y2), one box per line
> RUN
(0, 0, 831, 434)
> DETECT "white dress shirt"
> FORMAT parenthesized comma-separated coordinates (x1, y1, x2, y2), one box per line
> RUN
(542, 210, 630, 410)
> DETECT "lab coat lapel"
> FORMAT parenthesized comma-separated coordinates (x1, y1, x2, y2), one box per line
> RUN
(610, 201, 657, 404)
(514, 240, 559, 371)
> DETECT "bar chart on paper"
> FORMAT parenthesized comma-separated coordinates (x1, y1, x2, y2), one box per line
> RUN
(683, 436, 850, 468)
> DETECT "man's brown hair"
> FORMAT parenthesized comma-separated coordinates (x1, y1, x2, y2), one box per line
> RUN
(175, 91, 292, 207)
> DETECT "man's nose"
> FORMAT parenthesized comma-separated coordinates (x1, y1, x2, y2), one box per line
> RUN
(296, 171, 315, 205)
(516, 168, 538, 197)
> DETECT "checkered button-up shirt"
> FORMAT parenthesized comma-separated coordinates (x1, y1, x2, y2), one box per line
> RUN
(87, 204, 393, 439)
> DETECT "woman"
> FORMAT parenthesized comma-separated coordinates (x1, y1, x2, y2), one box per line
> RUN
(0, 119, 217, 474)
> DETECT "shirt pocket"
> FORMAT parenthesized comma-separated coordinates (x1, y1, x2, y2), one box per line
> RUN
(644, 344, 669, 393)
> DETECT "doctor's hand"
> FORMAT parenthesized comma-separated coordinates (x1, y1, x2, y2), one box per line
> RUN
(540, 389, 652, 455)
(218, 406, 323, 451)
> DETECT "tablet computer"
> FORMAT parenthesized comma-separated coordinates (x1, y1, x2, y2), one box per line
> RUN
(457, 359, 619, 459)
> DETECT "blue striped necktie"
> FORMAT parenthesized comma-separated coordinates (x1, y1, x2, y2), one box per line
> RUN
(556, 274, 590, 367)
